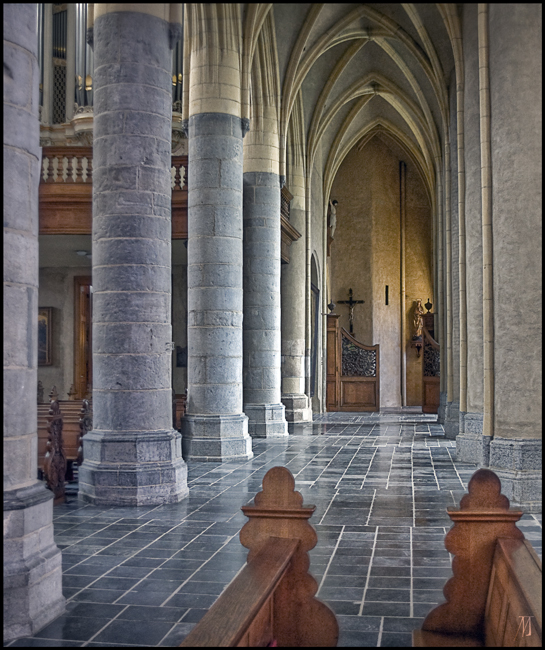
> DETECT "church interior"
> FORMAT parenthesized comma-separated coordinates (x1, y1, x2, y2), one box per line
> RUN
(4, 3, 542, 646)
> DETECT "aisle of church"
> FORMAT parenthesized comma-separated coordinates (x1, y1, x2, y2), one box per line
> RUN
(6, 412, 541, 648)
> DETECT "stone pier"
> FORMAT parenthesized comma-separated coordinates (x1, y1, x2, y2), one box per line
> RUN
(3, 4, 65, 641)
(78, 6, 188, 505)
(180, 6, 252, 460)
(281, 158, 312, 423)
(243, 172, 288, 437)
(456, 4, 486, 465)
(182, 113, 252, 460)
(486, 4, 542, 511)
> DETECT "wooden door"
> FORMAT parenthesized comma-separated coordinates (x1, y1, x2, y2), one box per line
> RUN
(327, 315, 379, 411)
(74, 276, 92, 399)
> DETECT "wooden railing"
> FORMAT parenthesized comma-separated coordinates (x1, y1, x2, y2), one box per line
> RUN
(39, 147, 188, 238)
(38, 149, 299, 258)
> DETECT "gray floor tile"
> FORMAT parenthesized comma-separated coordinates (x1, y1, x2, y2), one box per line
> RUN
(11, 410, 540, 648)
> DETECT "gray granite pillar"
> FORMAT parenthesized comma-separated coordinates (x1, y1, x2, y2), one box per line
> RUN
(78, 8, 188, 505)
(281, 166, 313, 423)
(181, 113, 253, 460)
(3, 4, 65, 641)
(243, 172, 288, 437)
(456, 4, 487, 465)
(487, 4, 542, 512)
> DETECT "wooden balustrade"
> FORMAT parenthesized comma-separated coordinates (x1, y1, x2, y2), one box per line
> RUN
(38, 148, 297, 255)
(39, 147, 188, 238)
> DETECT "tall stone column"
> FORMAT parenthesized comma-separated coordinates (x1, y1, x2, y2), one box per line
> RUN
(242, 48, 288, 438)
(281, 155, 313, 423)
(243, 171, 288, 437)
(78, 6, 188, 505)
(181, 5, 252, 460)
(3, 4, 65, 641)
(487, 4, 541, 511)
(456, 4, 486, 463)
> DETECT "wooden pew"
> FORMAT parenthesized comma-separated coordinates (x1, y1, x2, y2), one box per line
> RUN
(179, 466, 339, 647)
(43, 397, 67, 504)
(38, 401, 82, 471)
(38, 389, 92, 480)
(174, 391, 187, 431)
(413, 469, 542, 647)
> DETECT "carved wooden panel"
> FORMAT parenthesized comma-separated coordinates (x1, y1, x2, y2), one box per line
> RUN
(326, 316, 379, 412)
(341, 337, 376, 376)
(341, 380, 377, 409)
(326, 315, 340, 411)
(44, 399, 67, 504)
(422, 326, 440, 414)
(339, 329, 379, 411)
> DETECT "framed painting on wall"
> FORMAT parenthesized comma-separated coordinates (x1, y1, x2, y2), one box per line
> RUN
(38, 307, 52, 366)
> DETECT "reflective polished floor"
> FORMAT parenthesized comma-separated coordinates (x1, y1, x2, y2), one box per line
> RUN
(7, 410, 542, 647)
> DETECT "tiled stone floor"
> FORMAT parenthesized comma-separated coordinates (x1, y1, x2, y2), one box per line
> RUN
(7, 411, 541, 647)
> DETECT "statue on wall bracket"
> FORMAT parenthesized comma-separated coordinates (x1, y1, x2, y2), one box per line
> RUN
(327, 199, 338, 257)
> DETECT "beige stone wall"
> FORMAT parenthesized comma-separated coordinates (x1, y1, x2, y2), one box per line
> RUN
(330, 135, 432, 407)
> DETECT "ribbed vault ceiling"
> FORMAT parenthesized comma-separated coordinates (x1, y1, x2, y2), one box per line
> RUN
(270, 3, 457, 204)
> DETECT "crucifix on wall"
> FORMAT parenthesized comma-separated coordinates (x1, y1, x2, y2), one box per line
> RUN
(337, 288, 365, 335)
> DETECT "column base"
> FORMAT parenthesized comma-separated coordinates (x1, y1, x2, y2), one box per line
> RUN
(456, 433, 491, 467)
(443, 400, 460, 439)
(456, 412, 488, 464)
(78, 430, 189, 506)
(244, 403, 288, 438)
(282, 394, 313, 423)
(3, 483, 65, 643)
(181, 414, 253, 461)
(437, 391, 447, 423)
(488, 437, 542, 513)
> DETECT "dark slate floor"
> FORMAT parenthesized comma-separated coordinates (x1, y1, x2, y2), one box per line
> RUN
(7, 410, 542, 647)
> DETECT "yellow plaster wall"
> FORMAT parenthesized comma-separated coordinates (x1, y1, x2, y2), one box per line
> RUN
(330, 135, 432, 407)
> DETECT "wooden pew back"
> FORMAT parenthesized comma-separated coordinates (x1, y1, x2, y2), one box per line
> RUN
(180, 466, 339, 647)
(413, 469, 542, 647)
(485, 538, 541, 647)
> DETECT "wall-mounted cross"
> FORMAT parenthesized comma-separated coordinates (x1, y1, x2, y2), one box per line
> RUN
(337, 288, 365, 335)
